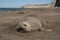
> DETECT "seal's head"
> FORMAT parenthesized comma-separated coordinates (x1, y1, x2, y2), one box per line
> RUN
(16, 21, 31, 32)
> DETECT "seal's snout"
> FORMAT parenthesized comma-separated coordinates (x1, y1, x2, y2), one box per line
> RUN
(16, 27, 25, 32)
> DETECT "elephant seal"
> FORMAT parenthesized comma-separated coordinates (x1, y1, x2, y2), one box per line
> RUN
(16, 14, 52, 32)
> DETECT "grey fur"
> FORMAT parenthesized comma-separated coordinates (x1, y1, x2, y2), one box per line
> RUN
(16, 14, 52, 32)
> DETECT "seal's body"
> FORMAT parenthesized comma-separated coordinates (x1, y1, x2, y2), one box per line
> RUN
(16, 14, 52, 32)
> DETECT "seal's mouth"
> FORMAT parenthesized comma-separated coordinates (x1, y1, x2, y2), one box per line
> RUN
(16, 27, 25, 32)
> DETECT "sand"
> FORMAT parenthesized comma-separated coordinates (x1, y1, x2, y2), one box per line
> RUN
(0, 8, 60, 40)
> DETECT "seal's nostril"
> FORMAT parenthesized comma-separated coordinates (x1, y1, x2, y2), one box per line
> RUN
(16, 28, 20, 32)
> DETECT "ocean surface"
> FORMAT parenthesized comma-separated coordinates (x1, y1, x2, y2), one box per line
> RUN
(0, 8, 32, 11)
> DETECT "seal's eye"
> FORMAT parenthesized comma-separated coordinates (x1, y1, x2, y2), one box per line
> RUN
(18, 25, 20, 26)
(24, 24, 27, 26)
